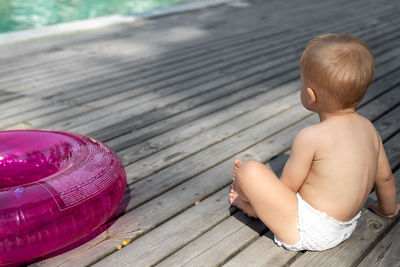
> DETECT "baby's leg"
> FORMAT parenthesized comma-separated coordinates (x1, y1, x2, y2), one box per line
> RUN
(230, 159, 258, 218)
(230, 186, 258, 218)
(230, 159, 299, 245)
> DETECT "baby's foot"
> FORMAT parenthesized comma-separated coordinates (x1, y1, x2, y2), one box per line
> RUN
(229, 185, 258, 218)
(232, 158, 242, 185)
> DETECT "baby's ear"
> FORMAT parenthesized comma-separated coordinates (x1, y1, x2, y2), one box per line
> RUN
(306, 87, 317, 104)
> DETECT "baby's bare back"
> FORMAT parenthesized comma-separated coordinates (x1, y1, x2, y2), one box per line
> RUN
(299, 114, 380, 221)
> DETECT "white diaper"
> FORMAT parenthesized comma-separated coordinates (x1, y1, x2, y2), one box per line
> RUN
(274, 193, 361, 251)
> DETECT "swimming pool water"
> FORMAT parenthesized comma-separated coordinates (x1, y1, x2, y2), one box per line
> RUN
(0, 0, 185, 33)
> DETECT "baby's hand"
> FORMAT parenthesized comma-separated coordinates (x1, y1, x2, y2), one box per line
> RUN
(368, 202, 400, 218)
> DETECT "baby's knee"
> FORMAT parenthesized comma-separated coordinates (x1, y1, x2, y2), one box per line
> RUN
(238, 160, 269, 182)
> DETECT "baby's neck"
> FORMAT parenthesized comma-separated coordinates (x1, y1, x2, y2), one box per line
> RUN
(317, 107, 357, 122)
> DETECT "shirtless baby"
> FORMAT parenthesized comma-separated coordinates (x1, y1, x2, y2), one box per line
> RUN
(229, 33, 399, 251)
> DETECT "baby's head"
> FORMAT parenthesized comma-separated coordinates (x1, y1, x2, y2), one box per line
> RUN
(300, 34, 374, 111)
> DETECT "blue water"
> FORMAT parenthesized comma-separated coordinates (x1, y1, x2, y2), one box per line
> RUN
(0, 0, 185, 33)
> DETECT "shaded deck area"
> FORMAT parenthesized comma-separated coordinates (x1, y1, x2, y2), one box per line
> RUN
(1, 0, 400, 265)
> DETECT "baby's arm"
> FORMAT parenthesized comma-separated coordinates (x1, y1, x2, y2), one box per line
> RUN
(280, 127, 316, 192)
(369, 137, 399, 218)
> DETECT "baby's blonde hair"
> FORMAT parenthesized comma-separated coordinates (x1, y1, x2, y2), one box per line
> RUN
(300, 34, 374, 109)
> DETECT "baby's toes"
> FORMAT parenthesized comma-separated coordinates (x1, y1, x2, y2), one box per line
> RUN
(229, 195, 235, 205)
(234, 158, 243, 169)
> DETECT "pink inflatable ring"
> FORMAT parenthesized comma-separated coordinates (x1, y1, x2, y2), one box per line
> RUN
(0, 130, 127, 266)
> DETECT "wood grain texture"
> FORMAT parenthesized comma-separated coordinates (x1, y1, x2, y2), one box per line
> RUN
(2, 0, 396, 265)
(358, 218, 400, 267)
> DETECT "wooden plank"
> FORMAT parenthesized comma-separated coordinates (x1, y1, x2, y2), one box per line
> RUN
(75, 52, 399, 143)
(19, 34, 306, 123)
(0, 0, 361, 79)
(0, 0, 390, 101)
(6, 59, 293, 130)
(1, 0, 287, 63)
(69, 63, 299, 137)
(4, 106, 87, 131)
(359, 67, 400, 109)
(5, 8, 399, 132)
(31, 27, 288, 101)
(48, 6, 386, 104)
(65, 37, 400, 140)
(36, 8, 374, 122)
(0, 96, 38, 112)
(0, 95, 20, 104)
(6, 67, 298, 132)
(0, 98, 61, 120)
(156, 213, 268, 267)
(0, 0, 312, 92)
(42, 7, 393, 103)
(358, 218, 400, 266)
(92, 187, 234, 267)
(50, 57, 300, 129)
(123, 104, 310, 208)
(109, 62, 400, 162)
(5, 31, 397, 134)
(10, 4, 390, 121)
(1, 3, 296, 94)
(0, 50, 87, 82)
(70, 21, 398, 108)
(222, 234, 299, 267)
(374, 105, 400, 141)
(112, 81, 299, 160)
(358, 87, 400, 122)
(94, 46, 399, 153)
(122, 92, 300, 182)
(0, 103, 69, 129)
(0, 0, 392, 77)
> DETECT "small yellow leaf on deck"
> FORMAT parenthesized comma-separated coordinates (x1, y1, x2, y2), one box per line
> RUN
(122, 239, 131, 246)
(195, 200, 200, 205)
(23, 121, 33, 127)
(115, 243, 122, 250)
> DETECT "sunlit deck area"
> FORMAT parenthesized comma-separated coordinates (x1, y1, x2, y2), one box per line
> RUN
(1, 0, 400, 265)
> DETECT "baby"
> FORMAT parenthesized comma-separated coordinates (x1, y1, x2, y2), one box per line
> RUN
(229, 33, 399, 251)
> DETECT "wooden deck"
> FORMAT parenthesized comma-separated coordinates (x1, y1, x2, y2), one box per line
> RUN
(1, 0, 400, 265)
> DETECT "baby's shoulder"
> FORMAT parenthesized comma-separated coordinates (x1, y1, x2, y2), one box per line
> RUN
(294, 123, 340, 151)
(296, 123, 325, 139)
(293, 124, 325, 145)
